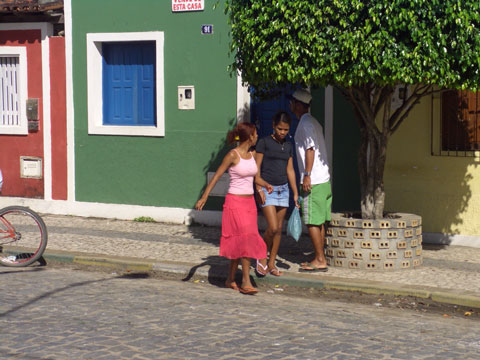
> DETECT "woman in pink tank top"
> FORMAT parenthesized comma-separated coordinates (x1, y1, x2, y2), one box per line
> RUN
(195, 123, 272, 295)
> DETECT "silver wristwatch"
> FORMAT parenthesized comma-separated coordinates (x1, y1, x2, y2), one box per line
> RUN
(304, 171, 311, 177)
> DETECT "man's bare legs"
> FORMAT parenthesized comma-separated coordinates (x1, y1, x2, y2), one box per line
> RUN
(303, 224, 327, 268)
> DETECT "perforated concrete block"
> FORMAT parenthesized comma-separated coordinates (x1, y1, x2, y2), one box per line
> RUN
(353, 251, 363, 260)
(384, 262, 394, 269)
(378, 241, 390, 249)
(334, 259, 344, 267)
(397, 241, 407, 249)
(380, 221, 391, 229)
(396, 221, 407, 228)
(361, 241, 372, 249)
(362, 221, 373, 229)
(344, 240, 355, 248)
(349, 260, 360, 269)
(354, 231, 365, 239)
(336, 250, 346, 258)
(326, 212, 423, 271)
(387, 250, 398, 259)
(404, 229, 413, 238)
(345, 220, 355, 227)
(388, 231, 398, 239)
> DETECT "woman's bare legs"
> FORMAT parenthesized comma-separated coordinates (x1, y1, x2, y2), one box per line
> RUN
(225, 259, 240, 288)
(261, 205, 287, 274)
(240, 258, 254, 288)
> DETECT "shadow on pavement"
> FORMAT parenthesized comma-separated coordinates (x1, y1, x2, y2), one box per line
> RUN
(186, 223, 316, 271)
(182, 255, 228, 288)
(0, 270, 156, 318)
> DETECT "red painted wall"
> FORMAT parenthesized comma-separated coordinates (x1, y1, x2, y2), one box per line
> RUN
(0, 29, 44, 198)
(49, 36, 67, 200)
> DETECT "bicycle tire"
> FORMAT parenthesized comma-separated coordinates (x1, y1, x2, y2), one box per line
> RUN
(0, 206, 48, 267)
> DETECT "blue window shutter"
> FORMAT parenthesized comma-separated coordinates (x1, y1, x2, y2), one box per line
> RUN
(102, 41, 156, 126)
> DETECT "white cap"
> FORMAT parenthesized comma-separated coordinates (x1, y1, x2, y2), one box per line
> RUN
(291, 88, 312, 105)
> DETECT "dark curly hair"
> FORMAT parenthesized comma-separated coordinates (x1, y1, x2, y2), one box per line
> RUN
(226, 122, 257, 144)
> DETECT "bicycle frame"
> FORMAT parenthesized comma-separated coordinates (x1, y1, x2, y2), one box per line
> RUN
(0, 214, 18, 244)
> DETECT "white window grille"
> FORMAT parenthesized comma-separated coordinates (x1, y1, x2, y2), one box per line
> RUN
(0, 47, 27, 135)
(0, 56, 20, 127)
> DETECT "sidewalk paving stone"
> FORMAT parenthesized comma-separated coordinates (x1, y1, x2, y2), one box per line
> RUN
(36, 214, 480, 308)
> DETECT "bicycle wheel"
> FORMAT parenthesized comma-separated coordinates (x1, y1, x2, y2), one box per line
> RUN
(0, 206, 48, 267)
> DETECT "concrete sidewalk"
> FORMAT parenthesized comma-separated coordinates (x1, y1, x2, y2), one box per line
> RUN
(34, 214, 480, 308)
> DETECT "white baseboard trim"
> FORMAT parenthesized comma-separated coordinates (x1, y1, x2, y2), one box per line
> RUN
(423, 232, 480, 248)
(0, 197, 196, 225)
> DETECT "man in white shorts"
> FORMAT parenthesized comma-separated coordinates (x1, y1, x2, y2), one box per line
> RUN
(290, 88, 332, 272)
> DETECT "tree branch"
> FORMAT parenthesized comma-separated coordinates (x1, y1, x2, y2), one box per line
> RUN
(388, 84, 433, 132)
(348, 86, 382, 141)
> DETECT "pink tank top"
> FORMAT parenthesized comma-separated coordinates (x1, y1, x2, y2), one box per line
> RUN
(228, 150, 257, 195)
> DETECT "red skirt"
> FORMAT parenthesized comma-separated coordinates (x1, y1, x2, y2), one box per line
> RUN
(220, 194, 267, 260)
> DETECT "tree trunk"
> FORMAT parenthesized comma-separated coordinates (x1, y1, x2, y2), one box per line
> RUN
(340, 84, 400, 219)
(358, 130, 388, 219)
(341, 83, 431, 219)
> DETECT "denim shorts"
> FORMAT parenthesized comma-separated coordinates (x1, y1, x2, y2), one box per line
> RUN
(261, 183, 289, 208)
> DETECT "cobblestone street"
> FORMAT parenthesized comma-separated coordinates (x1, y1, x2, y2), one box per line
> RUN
(1, 266, 479, 359)
(40, 215, 480, 296)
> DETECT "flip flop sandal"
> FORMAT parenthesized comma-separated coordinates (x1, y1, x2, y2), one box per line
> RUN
(225, 282, 239, 291)
(269, 267, 283, 276)
(256, 260, 268, 276)
(239, 286, 258, 295)
(299, 263, 328, 272)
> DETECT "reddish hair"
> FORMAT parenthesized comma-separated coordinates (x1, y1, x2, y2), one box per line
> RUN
(227, 122, 257, 144)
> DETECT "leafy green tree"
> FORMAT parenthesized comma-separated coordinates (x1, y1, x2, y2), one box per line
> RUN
(225, 0, 480, 219)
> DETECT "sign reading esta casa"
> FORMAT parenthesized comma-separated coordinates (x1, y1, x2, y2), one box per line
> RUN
(172, 0, 204, 12)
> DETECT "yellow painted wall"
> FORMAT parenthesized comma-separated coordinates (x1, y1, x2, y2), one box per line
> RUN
(385, 95, 480, 236)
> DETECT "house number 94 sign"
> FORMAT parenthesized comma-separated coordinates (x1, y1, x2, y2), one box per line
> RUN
(172, 0, 204, 12)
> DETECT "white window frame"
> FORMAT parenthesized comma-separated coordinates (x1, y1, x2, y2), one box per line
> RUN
(86, 32, 165, 137)
(0, 46, 28, 135)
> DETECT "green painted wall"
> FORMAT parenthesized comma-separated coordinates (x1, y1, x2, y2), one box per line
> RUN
(72, 0, 236, 209)
(332, 89, 361, 212)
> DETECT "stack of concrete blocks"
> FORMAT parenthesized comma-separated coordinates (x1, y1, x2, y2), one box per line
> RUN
(325, 213, 423, 270)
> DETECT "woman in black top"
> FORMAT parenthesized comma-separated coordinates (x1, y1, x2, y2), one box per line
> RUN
(255, 111, 299, 276)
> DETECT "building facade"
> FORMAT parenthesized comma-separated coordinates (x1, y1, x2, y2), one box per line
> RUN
(1, 0, 478, 247)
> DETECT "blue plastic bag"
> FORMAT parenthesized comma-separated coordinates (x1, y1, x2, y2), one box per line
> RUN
(287, 206, 302, 242)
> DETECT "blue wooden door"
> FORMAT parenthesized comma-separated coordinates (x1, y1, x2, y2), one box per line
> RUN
(102, 41, 156, 126)
(251, 87, 300, 209)
(250, 87, 300, 139)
